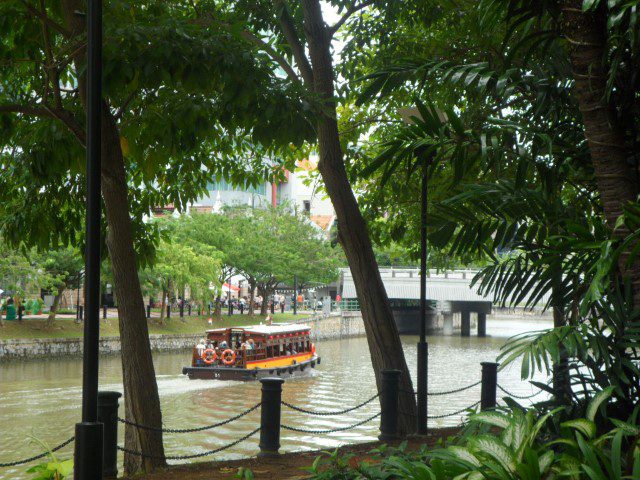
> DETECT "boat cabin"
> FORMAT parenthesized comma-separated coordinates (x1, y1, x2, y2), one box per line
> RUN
(191, 323, 314, 369)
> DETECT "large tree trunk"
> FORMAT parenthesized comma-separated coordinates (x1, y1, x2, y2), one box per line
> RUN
(301, 0, 416, 434)
(101, 112, 166, 473)
(248, 280, 256, 317)
(258, 286, 269, 315)
(61, 1, 166, 472)
(561, 1, 640, 302)
(47, 287, 64, 326)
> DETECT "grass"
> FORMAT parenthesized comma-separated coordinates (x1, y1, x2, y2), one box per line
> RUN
(0, 313, 303, 340)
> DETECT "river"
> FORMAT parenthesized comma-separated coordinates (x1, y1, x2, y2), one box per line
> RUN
(0, 316, 551, 479)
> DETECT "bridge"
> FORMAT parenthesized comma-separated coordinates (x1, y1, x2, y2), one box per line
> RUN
(339, 268, 550, 337)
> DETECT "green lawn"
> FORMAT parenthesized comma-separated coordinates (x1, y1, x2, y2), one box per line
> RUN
(0, 313, 303, 340)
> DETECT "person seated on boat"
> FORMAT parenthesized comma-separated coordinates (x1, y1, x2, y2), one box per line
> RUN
(195, 338, 206, 365)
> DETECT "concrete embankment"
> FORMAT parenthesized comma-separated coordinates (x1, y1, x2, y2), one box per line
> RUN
(0, 313, 366, 361)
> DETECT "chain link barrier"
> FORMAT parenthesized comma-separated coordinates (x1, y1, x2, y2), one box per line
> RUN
(498, 384, 544, 400)
(399, 401, 481, 420)
(281, 393, 379, 416)
(117, 402, 261, 433)
(117, 427, 260, 461)
(0, 436, 75, 468)
(400, 379, 482, 397)
(281, 411, 381, 434)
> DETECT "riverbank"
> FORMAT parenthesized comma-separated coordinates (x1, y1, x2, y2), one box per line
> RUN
(0, 313, 298, 340)
(0, 312, 367, 360)
(121, 428, 461, 480)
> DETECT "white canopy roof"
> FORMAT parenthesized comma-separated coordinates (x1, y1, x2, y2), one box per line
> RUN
(206, 323, 311, 335)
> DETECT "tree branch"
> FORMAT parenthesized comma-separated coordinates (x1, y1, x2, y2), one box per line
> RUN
(39, 0, 63, 109)
(0, 103, 86, 146)
(327, 0, 374, 36)
(273, 0, 314, 85)
(19, 0, 72, 38)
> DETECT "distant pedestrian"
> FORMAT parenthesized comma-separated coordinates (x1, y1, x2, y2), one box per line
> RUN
(280, 300, 285, 313)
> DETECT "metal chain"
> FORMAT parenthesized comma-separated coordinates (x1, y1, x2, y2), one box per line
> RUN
(281, 393, 379, 416)
(498, 385, 544, 400)
(400, 380, 482, 397)
(427, 401, 481, 419)
(118, 403, 261, 433)
(281, 412, 381, 434)
(429, 380, 482, 396)
(117, 427, 260, 461)
(0, 437, 75, 468)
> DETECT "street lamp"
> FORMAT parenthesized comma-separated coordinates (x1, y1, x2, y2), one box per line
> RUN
(399, 106, 442, 435)
(75, 0, 104, 478)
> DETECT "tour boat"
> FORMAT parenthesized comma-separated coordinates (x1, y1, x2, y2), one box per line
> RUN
(182, 324, 320, 380)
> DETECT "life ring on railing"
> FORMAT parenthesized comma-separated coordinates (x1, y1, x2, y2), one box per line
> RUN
(221, 349, 236, 366)
(311, 343, 316, 355)
(202, 348, 217, 365)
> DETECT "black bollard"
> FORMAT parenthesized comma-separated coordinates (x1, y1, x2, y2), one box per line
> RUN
(78, 305, 84, 321)
(167, 304, 171, 318)
(103, 305, 107, 319)
(146, 305, 151, 319)
(18, 305, 24, 321)
(188, 304, 191, 316)
(240, 304, 244, 315)
(97, 391, 122, 478)
(480, 362, 499, 411)
(179, 302, 184, 318)
(270, 302, 275, 314)
(379, 369, 401, 441)
(258, 377, 284, 456)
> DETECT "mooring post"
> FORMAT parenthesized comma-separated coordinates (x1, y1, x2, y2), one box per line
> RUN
(379, 369, 401, 441)
(258, 377, 284, 456)
(270, 302, 275, 314)
(18, 305, 23, 321)
(480, 362, 499, 410)
(146, 305, 151, 319)
(179, 302, 184, 318)
(167, 304, 171, 319)
(188, 304, 191, 316)
(97, 391, 121, 478)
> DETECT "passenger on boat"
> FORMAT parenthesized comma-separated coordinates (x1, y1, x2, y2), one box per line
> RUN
(195, 338, 206, 366)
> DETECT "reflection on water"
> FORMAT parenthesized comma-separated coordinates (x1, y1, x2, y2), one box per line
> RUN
(0, 317, 551, 479)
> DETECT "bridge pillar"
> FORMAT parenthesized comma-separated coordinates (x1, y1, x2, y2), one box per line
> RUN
(461, 311, 471, 337)
(477, 312, 487, 337)
(442, 313, 454, 335)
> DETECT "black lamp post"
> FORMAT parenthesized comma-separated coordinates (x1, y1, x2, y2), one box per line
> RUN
(416, 159, 429, 435)
(75, 0, 104, 478)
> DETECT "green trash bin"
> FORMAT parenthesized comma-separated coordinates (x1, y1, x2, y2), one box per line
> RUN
(5, 304, 16, 320)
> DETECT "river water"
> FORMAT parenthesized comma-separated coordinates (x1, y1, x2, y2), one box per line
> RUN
(0, 317, 551, 479)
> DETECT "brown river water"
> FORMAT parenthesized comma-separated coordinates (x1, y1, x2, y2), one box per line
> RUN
(0, 316, 551, 479)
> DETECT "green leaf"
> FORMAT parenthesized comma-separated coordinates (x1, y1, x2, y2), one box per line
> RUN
(586, 387, 614, 422)
(562, 419, 597, 439)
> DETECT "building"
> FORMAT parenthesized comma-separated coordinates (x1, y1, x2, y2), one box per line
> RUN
(170, 157, 336, 235)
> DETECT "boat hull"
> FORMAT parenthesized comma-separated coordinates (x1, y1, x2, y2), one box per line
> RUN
(182, 356, 321, 381)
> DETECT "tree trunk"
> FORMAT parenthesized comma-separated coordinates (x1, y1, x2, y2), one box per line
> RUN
(159, 287, 167, 323)
(301, 0, 416, 434)
(47, 287, 64, 326)
(258, 286, 269, 315)
(248, 280, 256, 317)
(561, 1, 640, 302)
(61, 1, 166, 472)
(101, 111, 166, 473)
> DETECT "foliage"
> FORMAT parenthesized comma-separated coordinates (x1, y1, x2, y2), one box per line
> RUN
(0, 0, 314, 263)
(25, 437, 72, 480)
(306, 395, 640, 480)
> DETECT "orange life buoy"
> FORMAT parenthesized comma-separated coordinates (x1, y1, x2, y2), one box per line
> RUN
(311, 343, 316, 355)
(202, 348, 217, 365)
(221, 348, 236, 366)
